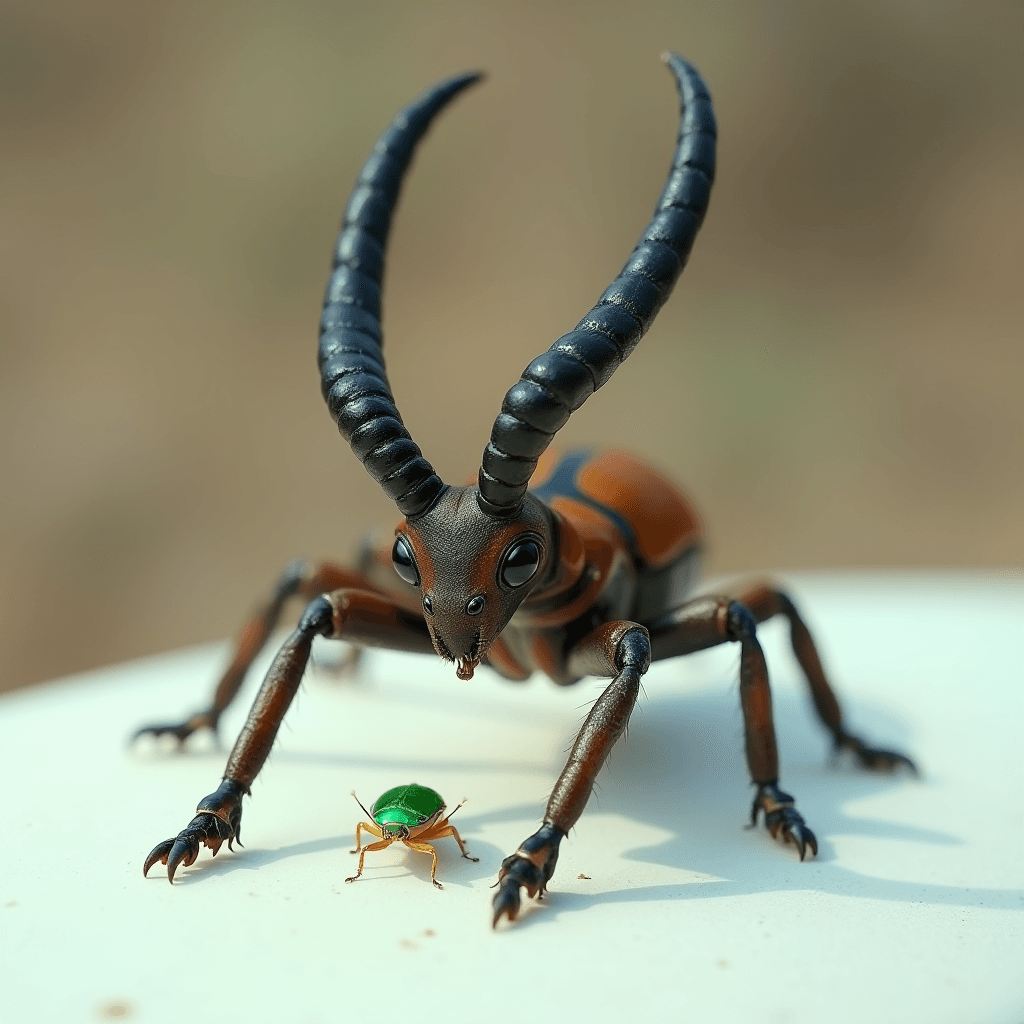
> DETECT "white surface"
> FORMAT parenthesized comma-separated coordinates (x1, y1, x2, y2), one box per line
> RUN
(1, 572, 1022, 1024)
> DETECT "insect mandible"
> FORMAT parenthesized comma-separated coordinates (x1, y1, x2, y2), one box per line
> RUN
(139, 53, 916, 927)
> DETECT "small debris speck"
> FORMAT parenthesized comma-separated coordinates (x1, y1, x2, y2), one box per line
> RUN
(99, 1002, 130, 1019)
(577, 873, 591, 880)
(399, 938, 417, 951)
(423, 928, 436, 937)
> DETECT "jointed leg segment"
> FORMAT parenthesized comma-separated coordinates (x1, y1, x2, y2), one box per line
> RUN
(346, 838, 395, 884)
(493, 623, 650, 926)
(144, 588, 436, 882)
(493, 594, 829, 925)
(133, 559, 388, 745)
(648, 594, 818, 857)
(346, 819, 478, 888)
(738, 583, 917, 774)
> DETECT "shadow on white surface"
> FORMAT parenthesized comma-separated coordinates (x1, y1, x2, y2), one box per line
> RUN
(2, 574, 1022, 1024)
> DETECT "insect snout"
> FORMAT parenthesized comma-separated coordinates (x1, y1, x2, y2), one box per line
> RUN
(427, 616, 483, 677)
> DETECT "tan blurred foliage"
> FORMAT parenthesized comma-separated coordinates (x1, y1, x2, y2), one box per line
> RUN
(1, 1, 1021, 691)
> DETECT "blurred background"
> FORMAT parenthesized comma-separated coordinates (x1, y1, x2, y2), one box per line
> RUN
(1, 1, 1021, 693)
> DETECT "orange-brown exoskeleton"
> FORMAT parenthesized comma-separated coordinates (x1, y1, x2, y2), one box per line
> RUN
(140, 54, 916, 927)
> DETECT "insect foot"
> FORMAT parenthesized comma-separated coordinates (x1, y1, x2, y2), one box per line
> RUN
(132, 709, 219, 747)
(143, 779, 246, 882)
(492, 822, 565, 928)
(750, 782, 817, 861)
(836, 733, 919, 775)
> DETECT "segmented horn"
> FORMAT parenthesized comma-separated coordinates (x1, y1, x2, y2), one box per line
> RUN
(477, 54, 716, 517)
(319, 71, 482, 519)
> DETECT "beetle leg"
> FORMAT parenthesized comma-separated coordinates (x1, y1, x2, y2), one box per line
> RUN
(750, 782, 817, 860)
(351, 819, 383, 853)
(133, 559, 387, 746)
(403, 841, 444, 888)
(345, 838, 396, 883)
(647, 596, 818, 858)
(421, 822, 479, 862)
(493, 623, 650, 927)
(736, 583, 917, 775)
(144, 589, 434, 881)
(143, 778, 247, 880)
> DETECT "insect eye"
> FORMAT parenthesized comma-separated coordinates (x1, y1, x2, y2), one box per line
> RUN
(392, 536, 419, 586)
(465, 595, 486, 616)
(500, 539, 540, 588)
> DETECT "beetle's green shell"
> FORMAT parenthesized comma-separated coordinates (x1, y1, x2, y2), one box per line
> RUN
(372, 784, 445, 828)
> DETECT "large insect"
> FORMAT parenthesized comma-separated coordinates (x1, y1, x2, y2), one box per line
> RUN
(139, 54, 915, 927)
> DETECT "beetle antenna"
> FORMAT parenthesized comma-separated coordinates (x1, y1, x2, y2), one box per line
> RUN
(446, 798, 468, 820)
(350, 790, 375, 821)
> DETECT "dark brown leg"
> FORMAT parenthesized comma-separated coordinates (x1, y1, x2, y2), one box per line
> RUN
(737, 583, 917, 774)
(647, 596, 818, 859)
(492, 622, 650, 927)
(133, 559, 387, 745)
(143, 589, 433, 882)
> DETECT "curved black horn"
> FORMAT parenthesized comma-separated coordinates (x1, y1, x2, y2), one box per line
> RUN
(319, 71, 482, 519)
(477, 53, 716, 517)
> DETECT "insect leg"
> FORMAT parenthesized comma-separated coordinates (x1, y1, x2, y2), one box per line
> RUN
(133, 558, 387, 745)
(493, 622, 650, 927)
(144, 589, 434, 882)
(647, 596, 818, 860)
(351, 820, 383, 853)
(422, 822, 479, 862)
(736, 583, 917, 774)
(345, 838, 396, 883)
(403, 841, 443, 888)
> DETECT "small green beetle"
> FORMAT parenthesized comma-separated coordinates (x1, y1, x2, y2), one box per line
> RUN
(345, 784, 478, 889)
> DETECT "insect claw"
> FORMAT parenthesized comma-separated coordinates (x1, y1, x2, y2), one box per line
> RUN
(143, 839, 174, 877)
(838, 735, 919, 776)
(864, 747, 919, 776)
(751, 784, 818, 861)
(491, 877, 522, 928)
(785, 820, 817, 861)
(791, 829, 806, 861)
(144, 789, 243, 882)
(165, 834, 197, 881)
(803, 827, 818, 859)
(131, 711, 219, 747)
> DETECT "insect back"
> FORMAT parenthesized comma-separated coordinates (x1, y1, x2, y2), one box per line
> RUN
(371, 783, 446, 839)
